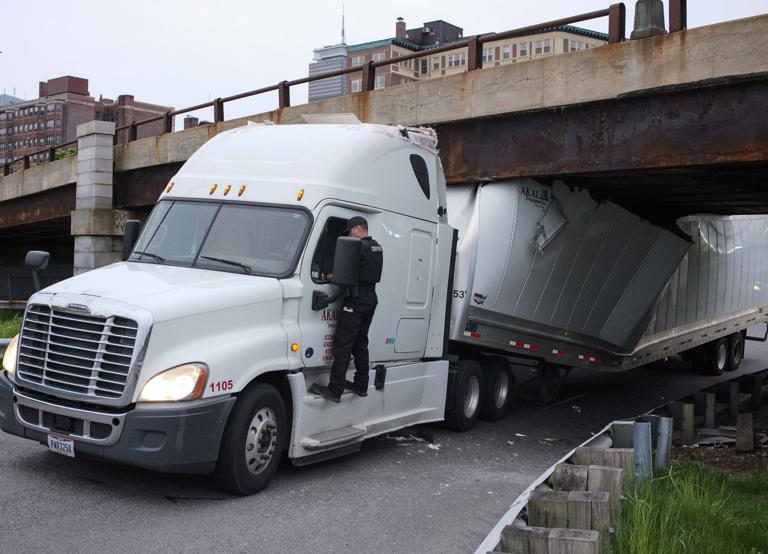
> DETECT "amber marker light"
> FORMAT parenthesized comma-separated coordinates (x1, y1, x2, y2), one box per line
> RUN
(209, 184, 218, 195)
(224, 185, 232, 196)
(166, 182, 174, 193)
(291, 343, 300, 352)
(297, 189, 305, 201)
(238, 186, 246, 197)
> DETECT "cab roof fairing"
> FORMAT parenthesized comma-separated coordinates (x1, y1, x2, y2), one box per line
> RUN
(162, 123, 443, 222)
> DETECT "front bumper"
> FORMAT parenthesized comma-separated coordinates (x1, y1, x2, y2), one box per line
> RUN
(0, 371, 236, 474)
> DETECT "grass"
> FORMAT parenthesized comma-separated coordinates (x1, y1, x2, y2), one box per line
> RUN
(609, 461, 768, 554)
(0, 310, 22, 338)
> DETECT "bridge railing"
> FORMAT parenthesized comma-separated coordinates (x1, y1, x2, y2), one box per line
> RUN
(2, 3, 631, 177)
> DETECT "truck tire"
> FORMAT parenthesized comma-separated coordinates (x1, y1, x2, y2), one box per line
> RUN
(480, 356, 513, 421)
(704, 338, 728, 375)
(214, 382, 286, 495)
(726, 333, 744, 371)
(445, 359, 482, 431)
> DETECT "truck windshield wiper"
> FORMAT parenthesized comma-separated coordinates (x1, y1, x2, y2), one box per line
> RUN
(200, 255, 253, 275)
(132, 251, 166, 264)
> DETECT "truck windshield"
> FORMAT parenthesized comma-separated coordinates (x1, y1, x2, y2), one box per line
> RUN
(130, 200, 312, 277)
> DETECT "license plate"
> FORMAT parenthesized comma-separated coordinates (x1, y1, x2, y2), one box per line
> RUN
(47, 434, 75, 458)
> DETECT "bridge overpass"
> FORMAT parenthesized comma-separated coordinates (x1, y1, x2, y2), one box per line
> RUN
(1, 9, 767, 300)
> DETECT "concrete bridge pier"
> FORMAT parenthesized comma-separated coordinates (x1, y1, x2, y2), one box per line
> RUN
(71, 121, 122, 275)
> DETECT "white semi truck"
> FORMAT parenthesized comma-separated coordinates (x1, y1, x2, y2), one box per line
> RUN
(2, 122, 767, 494)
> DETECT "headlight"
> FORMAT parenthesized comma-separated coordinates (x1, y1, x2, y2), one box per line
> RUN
(2, 334, 19, 377)
(138, 363, 208, 402)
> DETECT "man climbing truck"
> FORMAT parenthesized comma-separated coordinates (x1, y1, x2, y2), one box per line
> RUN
(2, 122, 767, 494)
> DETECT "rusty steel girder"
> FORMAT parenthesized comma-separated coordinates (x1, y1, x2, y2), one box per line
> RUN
(435, 76, 768, 220)
(114, 162, 184, 209)
(0, 185, 75, 229)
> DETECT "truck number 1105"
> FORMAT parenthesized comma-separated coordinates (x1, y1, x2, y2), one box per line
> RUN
(210, 380, 234, 393)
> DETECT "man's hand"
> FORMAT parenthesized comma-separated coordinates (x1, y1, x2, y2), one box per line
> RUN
(325, 273, 334, 282)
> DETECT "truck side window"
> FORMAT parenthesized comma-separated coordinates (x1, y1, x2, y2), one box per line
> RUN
(311, 217, 347, 283)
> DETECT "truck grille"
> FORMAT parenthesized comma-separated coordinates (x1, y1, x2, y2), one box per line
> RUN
(17, 304, 139, 399)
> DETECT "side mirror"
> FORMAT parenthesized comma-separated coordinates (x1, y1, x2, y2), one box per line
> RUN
(310, 237, 362, 311)
(122, 219, 141, 261)
(24, 250, 50, 292)
(331, 237, 362, 287)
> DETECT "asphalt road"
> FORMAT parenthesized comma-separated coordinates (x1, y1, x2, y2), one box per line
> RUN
(1, 328, 766, 554)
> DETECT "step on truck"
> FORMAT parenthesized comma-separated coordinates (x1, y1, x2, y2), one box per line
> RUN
(2, 122, 767, 494)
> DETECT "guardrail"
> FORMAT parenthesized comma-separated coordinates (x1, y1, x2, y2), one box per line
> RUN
(3, 2, 674, 177)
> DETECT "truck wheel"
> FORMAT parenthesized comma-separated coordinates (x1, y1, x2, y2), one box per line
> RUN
(445, 359, 482, 431)
(214, 383, 285, 495)
(704, 338, 728, 375)
(726, 333, 744, 371)
(480, 356, 513, 421)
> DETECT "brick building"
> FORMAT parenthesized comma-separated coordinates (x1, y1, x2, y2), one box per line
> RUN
(0, 76, 172, 168)
(310, 18, 607, 97)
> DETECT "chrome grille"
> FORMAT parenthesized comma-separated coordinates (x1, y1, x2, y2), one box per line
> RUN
(17, 304, 138, 399)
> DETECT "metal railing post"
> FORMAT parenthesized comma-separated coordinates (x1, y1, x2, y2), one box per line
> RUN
(362, 61, 376, 92)
(278, 81, 291, 109)
(164, 112, 173, 134)
(669, 0, 687, 33)
(23, 155, 30, 170)
(467, 36, 483, 71)
(129, 121, 138, 142)
(608, 3, 627, 43)
(214, 98, 225, 123)
(48, 147, 56, 162)
(3, 163, 9, 176)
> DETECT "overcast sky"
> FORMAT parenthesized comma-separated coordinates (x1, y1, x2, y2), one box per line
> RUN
(2, 1, 764, 124)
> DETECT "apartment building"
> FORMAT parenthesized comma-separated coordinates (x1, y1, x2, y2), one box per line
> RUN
(311, 18, 607, 97)
(0, 76, 172, 167)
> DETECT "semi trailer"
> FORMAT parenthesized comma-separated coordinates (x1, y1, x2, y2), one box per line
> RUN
(2, 122, 766, 494)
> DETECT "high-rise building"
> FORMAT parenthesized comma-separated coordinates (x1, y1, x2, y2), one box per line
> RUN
(310, 18, 608, 99)
(0, 76, 172, 167)
(308, 44, 348, 102)
(0, 93, 23, 107)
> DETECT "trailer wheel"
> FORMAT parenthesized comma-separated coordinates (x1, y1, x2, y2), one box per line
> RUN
(214, 382, 285, 495)
(445, 359, 482, 431)
(726, 333, 744, 371)
(704, 338, 728, 375)
(480, 356, 513, 421)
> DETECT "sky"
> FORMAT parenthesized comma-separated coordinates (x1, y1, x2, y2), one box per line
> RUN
(1, 1, 765, 125)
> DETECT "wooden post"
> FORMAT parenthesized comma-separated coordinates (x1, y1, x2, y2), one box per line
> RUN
(549, 528, 600, 554)
(716, 382, 739, 423)
(681, 403, 695, 445)
(667, 401, 683, 429)
(528, 491, 569, 528)
(551, 464, 588, 491)
(735, 413, 754, 452)
(742, 373, 765, 411)
(588, 465, 624, 517)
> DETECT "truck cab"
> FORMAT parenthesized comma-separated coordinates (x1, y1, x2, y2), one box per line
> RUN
(0, 123, 455, 494)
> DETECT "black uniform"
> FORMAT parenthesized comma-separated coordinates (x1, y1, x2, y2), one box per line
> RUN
(327, 236, 383, 396)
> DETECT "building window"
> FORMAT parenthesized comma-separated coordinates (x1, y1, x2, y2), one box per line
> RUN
(421, 59, 428, 75)
(351, 55, 365, 66)
(433, 56, 440, 70)
(519, 43, 529, 57)
(482, 48, 494, 62)
(374, 75, 386, 89)
(351, 79, 362, 93)
(447, 52, 466, 67)
(371, 52, 386, 62)
(502, 45, 511, 59)
(569, 40, 585, 51)
(399, 58, 412, 69)
(534, 39, 551, 55)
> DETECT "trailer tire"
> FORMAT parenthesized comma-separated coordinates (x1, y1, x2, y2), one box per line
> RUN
(726, 333, 744, 371)
(480, 356, 513, 421)
(214, 382, 286, 495)
(704, 338, 728, 375)
(445, 359, 483, 431)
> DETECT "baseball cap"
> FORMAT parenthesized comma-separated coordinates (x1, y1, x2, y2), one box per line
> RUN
(344, 216, 368, 233)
